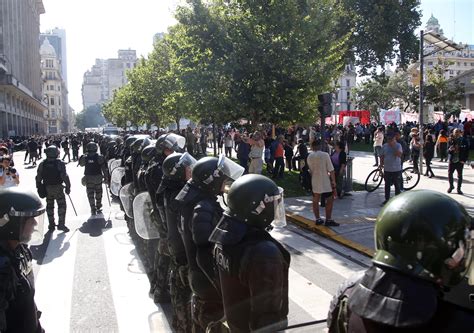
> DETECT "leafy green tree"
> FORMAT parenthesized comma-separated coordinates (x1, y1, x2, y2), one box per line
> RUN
(425, 63, 465, 116)
(74, 104, 106, 130)
(352, 74, 393, 122)
(339, 0, 421, 75)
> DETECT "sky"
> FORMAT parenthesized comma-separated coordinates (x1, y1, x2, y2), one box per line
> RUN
(40, 0, 474, 113)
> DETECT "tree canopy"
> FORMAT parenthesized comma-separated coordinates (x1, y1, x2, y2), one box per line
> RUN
(75, 104, 106, 130)
(103, 0, 422, 128)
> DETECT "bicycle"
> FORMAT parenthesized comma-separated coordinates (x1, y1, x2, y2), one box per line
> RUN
(365, 166, 420, 192)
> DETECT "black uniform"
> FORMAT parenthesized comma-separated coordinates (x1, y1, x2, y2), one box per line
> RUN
(0, 243, 44, 333)
(175, 182, 224, 332)
(143, 157, 171, 302)
(210, 216, 290, 332)
(327, 266, 474, 333)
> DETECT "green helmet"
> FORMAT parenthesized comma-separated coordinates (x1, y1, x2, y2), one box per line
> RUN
(86, 142, 98, 153)
(155, 133, 186, 155)
(0, 188, 45, 243)
(191, 155, 244, 195)
(141, 144, 156, 163)
(373, 190, 472, 287)
(125, 136, 137, 148)
(163, 152, 197, 181)
(227, 174, 282, 228)
(45, 145, 59, 159)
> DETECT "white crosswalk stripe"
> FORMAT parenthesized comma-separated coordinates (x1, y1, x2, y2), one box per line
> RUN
(32, 209, 367, 332)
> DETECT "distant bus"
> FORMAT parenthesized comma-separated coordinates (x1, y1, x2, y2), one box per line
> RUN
(85, 127, 101, 133)
(102, 126, 119, 135)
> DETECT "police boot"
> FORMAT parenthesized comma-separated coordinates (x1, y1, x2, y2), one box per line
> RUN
(57, 224, 70, 232)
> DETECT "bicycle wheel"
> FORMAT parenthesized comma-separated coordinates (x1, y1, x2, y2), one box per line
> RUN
(365, 169, 383, 192)
(401, 167, 420, 190)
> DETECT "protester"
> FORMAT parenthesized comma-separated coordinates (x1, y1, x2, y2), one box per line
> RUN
(379, 132, 402, 205)
(447, 129, 469, 195)
(0, 156, 19, 188)
(331, 141, 347, 198)
(423, 135, 435, 178)
(372, 126, 384, 167)
(307, 140, 338, 226)
(245, 131, 265, 174)
(436, 129, 449, 162)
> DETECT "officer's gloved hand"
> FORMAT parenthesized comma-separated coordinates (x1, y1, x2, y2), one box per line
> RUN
(65, 186, 71, 195)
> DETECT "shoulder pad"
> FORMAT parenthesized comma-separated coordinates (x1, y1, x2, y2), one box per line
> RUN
(327, 271, 363, 327)
(209, 215, 248, 245)
(175, 182, 201, 204)
(193, 199, 215, 214)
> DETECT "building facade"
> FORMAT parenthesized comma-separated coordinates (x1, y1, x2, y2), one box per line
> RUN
(81, 49, 137, 109)
(40, 38, 69, 134)
(334, 63, 357, 112)
(40, 28, 68, 87)
(424, 15, 474, 80)
(0, 0, 47, 138)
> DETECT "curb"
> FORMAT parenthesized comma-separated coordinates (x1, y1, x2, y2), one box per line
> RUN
(286, 212, 375, 258)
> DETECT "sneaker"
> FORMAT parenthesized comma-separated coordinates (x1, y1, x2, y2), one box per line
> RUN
(324, 219, 340, 227)
(315, 218, 324, 225)
(447, 187, 454, 193)
(57, 225, 70, 232)
(457, 189, 463, 195)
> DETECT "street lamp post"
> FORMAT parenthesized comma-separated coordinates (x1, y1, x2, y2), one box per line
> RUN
(417, 30, 461, 174)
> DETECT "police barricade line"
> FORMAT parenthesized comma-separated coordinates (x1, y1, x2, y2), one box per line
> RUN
(102, 225, 172, 332)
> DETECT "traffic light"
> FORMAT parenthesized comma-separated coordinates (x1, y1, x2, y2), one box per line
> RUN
(318, 93, 332, 117)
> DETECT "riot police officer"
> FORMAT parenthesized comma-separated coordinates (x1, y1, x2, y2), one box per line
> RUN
(159, 152, 196, 332)
(79, 142, 108, 215)
(0, 188, 46, 332)
(36, 145, 71, 232)
(209, 174, 290, 332)
(327, 190, 474, 333)
(176, 155, 244, 332)
(145, 133, 185, 303)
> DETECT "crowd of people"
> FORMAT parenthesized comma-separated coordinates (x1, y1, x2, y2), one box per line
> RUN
(0, 121, 473, 332)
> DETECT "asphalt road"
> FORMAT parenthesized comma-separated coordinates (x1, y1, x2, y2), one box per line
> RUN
(12, 150, 372, 333)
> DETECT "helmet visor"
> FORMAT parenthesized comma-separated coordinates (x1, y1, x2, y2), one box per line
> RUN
(217, 154, 245, 181)
(272, 187, 286, 228)
(165, 133, 186, 152)
(9, 206, 46, 245)
(177, 152, 197, 171)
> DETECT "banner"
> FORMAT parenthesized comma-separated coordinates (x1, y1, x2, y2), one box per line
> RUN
(337, 110, 370, 125)
(380, 108, 401, 125)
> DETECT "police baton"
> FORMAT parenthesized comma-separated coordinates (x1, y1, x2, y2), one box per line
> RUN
(104, 182, 111, 207)
(66, 193, 78, 216)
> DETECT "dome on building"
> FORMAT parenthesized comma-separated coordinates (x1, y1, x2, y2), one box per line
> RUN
(40, 38, 56, 57)
(426, 14, 439, 27)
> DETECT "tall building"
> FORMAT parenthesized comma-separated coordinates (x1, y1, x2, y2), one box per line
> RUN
(81, 49, 137, 109)
(334, 63, 357, 112)
(40, 28, 68, 87)
(40, 38, 69, 134)
(424, 15, 474, 80)
(0, 0, 47, 138)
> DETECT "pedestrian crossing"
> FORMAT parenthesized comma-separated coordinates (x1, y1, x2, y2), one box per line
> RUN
(31, 207, 369, 332)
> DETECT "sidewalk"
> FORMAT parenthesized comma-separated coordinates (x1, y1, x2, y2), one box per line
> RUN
(285, 150, 474, 258)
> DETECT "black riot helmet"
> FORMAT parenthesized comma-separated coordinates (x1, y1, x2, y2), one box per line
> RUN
(86, 142, 98, 153)
(0, 188, 45, 244)
(125, 136, 137, 148)
(130, 136, 150, 154)
(107, 141, 117, 150)
(141, 144, 157, 163)
(162, 152, 197, 181)
(191, 155, 244, 195)
(45, 145, 59, 159)
(226, 174, 285, 228)
(155, 133, 186, 155)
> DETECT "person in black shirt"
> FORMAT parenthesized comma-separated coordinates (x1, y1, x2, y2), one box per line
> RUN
(423, 135, 435, 178)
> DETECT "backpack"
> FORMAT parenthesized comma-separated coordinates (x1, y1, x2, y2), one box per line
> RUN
(299, 166, 312, 193)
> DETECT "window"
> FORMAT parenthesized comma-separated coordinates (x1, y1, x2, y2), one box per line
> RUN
(449, 70, 454, 74)
(346, 79, 350, 87)
(50, 85, 54, 91)
(50, 97, 54, 106)
(46, 85, 49, 91)
(464, 62, 468, 66)
(58, 86, 60, 91)
(346, 91, 350, 100)
(51, 111, 56, 118)
(471, 63, 474, 66)
(58, 98, 61, 106)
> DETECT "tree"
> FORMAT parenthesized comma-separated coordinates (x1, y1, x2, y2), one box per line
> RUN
(425, 62, 465, 117)
(74, 104, 106, 130)
(339, 0, 421, 75)
(386, 70, 418, 113)
(352, 74, 393, 122)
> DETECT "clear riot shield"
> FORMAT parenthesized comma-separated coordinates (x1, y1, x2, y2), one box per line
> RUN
(110, 167, 125, 196)
(133, 192, 160, 240)
(109, 159, 122, 173)
(107, 159, 114, 172)
(119, 183, 134, 218)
